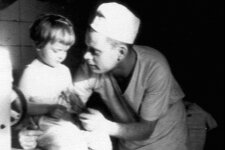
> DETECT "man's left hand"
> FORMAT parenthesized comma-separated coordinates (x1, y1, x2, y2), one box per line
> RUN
(79, 108, 110, 133)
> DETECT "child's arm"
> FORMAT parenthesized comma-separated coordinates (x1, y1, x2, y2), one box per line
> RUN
(18, 65, 52, 116)
(70, 93, 86, 113)
(28, 103, 66, 120)
(27, 101, 54, 115)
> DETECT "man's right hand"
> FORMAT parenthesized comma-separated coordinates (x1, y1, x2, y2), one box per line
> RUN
(19, 128, 43, 150)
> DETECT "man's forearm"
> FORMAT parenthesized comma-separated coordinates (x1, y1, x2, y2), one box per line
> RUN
(106, 119, 157, 141)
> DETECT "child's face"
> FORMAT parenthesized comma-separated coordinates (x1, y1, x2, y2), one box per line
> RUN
(38, 41, 71, 67)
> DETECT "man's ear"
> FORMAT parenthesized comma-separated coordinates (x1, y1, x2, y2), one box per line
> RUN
(118, 45, 128, 57)
(116, 44, 128, 62)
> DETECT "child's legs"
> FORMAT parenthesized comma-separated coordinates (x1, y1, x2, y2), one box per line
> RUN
(84, 131, 112, 150)
(38, 118, 89, 150)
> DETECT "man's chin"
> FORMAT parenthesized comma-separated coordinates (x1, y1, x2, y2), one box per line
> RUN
(90, 68, 106, 74)
(88, 65, 99, 72)
(91, 69, 102, 74)
(87, 64, 108, 74)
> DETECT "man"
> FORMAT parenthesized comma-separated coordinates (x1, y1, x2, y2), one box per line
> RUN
(75, 2, 188, 150)
(19, 2, 188, 150)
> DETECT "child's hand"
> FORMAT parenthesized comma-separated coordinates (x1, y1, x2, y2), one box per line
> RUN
(70, 93, 86, 114)
(48, 105, 67, 119)
(19, 127, 43, 150)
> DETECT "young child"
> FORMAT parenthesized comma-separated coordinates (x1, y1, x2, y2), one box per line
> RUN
(18, 14, 112, 150)
(18, 14, 88, 150)
(19, 14, 76, 116)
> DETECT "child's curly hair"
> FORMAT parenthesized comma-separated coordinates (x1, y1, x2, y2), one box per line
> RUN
(30, 14, 76, 49)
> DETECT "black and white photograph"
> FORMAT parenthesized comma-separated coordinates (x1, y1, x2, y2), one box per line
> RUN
(0, 0, 224, 150)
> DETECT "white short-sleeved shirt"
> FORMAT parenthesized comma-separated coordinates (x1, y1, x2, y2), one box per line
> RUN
(19, 59, 73, 107)
(73, 46, 187, 150)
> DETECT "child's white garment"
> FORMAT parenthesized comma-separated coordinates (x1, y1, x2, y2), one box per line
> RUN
(19, 59, 73, 108)
(38, 118, 88, 150)
(38, 117, 113, 150)
(19, 59, 112, 150)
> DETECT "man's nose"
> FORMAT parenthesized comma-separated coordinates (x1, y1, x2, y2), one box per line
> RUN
(84, 51, 93, 60)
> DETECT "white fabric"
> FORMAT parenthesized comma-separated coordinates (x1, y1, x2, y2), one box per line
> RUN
(19, 59, 112, 150)
(38, 117, 112, 150)
(83, 130, 113, 150)
(38, 119, 88, 150)
(73, 46, 188, 150)
(91, 2, 140, 44)
(18, 59, 72, 107)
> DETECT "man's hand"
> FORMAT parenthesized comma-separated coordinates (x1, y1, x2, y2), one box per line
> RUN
(79, 108, 110, 133)
(19, 128, 43, 150)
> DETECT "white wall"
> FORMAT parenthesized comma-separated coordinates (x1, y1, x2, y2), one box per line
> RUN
(0, 0, 64, 79)
(0, 1, 64, 148)
(0, 48, 13, 150)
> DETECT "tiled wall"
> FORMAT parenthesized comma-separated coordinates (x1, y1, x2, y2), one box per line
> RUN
(0, 0, 63, 82)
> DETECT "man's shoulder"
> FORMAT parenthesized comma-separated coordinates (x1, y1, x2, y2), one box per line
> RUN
(134, 45, 167, 60)
(73, 63, 101, 81)
(134, 45, 169, 68)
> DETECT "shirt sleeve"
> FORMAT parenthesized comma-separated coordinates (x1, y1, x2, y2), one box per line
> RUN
(64, 66, 73, 89)
(140, 65, 172, 121)
(73, 63, 99, 104)
(18, 66, 35, 101)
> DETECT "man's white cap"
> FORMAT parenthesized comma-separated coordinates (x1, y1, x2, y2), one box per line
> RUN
(90, 2, 141, 44)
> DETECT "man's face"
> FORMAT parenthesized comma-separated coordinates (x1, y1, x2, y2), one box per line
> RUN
(84, 31, 120, 74)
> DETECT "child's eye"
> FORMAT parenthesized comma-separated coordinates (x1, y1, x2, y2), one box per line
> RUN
(52, 49, 57, 53)
(52, 49, 59, 53)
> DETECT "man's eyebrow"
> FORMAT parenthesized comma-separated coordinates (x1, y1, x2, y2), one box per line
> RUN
(96, 11, 105, 18)
(87, 46, 102, 53)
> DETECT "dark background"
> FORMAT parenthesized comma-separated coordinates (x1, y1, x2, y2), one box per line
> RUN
(60, 0, 224, 149)
(1, 0, 222, 149)
(6, 0, 222, 149)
